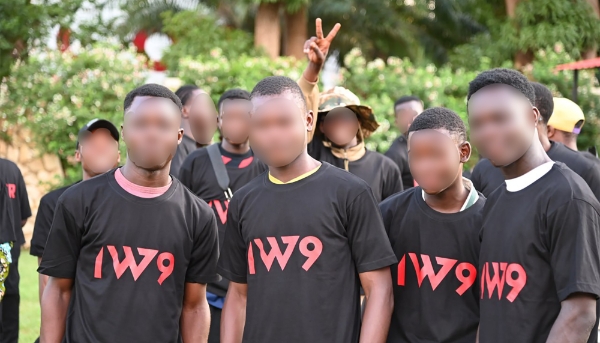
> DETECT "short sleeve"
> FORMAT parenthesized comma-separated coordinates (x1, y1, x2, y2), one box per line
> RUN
(186, 207, 220, 284)
(17, 170, 31, 220)
(582, 165, 600, 201)
(217, 196, 248, 283)
(38, 200, 82, 278)
(382, 163, 403, 201)
(30, 196, 55, 257)
(347, 190, 397, 273)
(547, 199, 600, 301)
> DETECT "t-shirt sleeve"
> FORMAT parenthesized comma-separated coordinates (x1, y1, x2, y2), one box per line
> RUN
(347, 190, 397, 273)
(297, 76, 320, 143)
(547, 198, 600, 301)
(30, 197, 54, 257)
(217, 196, 248, 283)
(186, 206, 221, 284)
(17, 170, 31, 220)
(382, 163, 403, 201)
(582, 165, 600, 201)
(37, 200, 82, 278)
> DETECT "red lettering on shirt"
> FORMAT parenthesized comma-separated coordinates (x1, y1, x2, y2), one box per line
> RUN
(6, 184, 16, 199)
(239, 157, 254, 169)
(208, 199, 229, 225)
(248, 236, 324, 273)
(94, 245, 175, 285)
(480, 262, 527, 302)
(396, 253, 476, 295)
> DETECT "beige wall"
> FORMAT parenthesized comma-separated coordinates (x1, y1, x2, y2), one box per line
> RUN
(0, 128, 64, 247)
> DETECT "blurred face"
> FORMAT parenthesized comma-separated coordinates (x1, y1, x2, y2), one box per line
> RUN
(181, 89, 205, 119)
(408, 129, 470, 194)
(395, 100, 423, 134)
(122, 96, 183, 171)
(468, 85, 538, 167)
(250, 91, 313, 167)
(319, 107, 359, 147)
(220, 99, 252, 145)
(188, 93, 218, 145)
(77, 128, 120, 177)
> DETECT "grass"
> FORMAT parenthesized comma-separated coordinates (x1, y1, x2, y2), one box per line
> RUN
(19, 251, 40, 343)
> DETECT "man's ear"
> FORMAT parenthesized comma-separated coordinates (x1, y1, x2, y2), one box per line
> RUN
(306, 110, 314, 132)
(459, 141, 472, 164)
(182, 105, 190, 119)
(547, 125, 556, 139)
(177, 128, 184, 144)
(75, 149, 82, 163)
(532, 106, 541, 126)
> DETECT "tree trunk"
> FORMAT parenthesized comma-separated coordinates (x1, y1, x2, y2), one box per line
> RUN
(254, 2, 281, 59)
(505, 0, 533, 68)
(283, 5, 307, 59)
(505, 0, 519, 17)
(582, 0, 600, 59)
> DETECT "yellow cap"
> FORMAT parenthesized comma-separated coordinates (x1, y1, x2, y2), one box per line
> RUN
(549, 98, 585, 134)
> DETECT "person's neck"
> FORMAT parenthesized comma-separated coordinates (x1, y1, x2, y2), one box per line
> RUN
(424, 171, 468, 213)
(331, 137, 359, 150)
(120, 161, 171, 187)
(82, 170, 93, 181)
(539, 132, 552, 152)
(181, 119, 194, 140)
(269, 151, 321, 183)
(501, 139, 552, 180)
(221, 139, 250, 155)
(565, 140, 579, 151)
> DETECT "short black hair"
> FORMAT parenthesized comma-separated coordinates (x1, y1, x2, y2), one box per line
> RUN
(408, 107, 467, 143)
(124, 83, 183, 112)
(467, 68, 535, 105)
(218, 88, 251, 109)
(175, 85, 200, 106)
(530, 82, 554, 124)
(250, 76, 307, 111)
(394, 95, 422, 109)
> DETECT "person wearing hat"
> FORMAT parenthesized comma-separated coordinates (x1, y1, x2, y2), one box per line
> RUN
(307, 87, 402, 202)
(547, 97, 585, 152)
(30, 118, 120, 341)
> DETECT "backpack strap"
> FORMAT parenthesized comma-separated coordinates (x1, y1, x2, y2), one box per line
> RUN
(206, 144, 233, 200)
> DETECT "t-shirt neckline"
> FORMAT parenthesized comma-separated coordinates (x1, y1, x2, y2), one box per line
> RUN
(107, 168, 179, 205)
(505, 161, 554, 192)
(262, 162, 329, 192)
(414, 185, 483, 222)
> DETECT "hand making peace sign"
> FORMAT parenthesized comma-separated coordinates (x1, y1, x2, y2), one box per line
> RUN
(303, 18, 341, 66)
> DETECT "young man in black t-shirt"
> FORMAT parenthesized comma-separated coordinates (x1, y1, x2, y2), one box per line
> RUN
(0, 157, 31, 343)
(308, 87, 402, 202)
(381, 107, 484, 342)
(218, 75, 396, 343)
(468, 69, 600, 343)
(39, 84, 220, 342)
(171, 85, 219, 176)
(179, 88, 266, 343)
(385, 95, 424, 190)
(31, 119, 120, 315)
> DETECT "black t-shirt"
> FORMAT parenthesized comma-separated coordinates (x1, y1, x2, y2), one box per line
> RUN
(179, 143, 266, 296)
(479, 163, 600, 342)
(170, 135, 199, 177)
(547, 141, 600, 200)
(30, 183, 76, 258)
(218, 163, 397, 343)
(38, 170, 220, 343)
(0, 158, 31, 244)
(308, 138, 403, 202)
(470, 158, 504, 198)
(385, 136, 414, 190)
(380, 187, 484, 343)
(0, 183, 16, 243)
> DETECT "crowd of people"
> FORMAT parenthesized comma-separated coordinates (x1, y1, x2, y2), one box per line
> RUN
(1, 18, 600, 343)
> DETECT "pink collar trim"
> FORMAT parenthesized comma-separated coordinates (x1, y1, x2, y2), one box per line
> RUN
(114, 168, 171, 198)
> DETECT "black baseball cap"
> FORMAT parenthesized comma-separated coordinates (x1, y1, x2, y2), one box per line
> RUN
(76, 118, 120, 149)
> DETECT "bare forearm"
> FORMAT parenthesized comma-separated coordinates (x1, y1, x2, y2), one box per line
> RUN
(221, 292, 247, 343)
(546, 309, 595, 343)
(180, 301, 210, 343)
(302, 62, 322, 83)
(359, 285, 393, 343)
(37, 257, 49, 305)
(40, 280, 71, 343)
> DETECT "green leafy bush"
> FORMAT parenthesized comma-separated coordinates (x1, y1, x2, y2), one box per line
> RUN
(0, 44, 147, 183)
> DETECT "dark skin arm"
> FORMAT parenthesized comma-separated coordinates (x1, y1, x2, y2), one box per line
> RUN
(37, 257, 49, 306)
(21, 219, 27, 227)
(180, 282, 211, 342)
(546, 293, 596, 343)
(40, 277, 73, 343)
(302, 18, 340, 83)
(221, 282, 247, 343)
(359, 267, 394, 343)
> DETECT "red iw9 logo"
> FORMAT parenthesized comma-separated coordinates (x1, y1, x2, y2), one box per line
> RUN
(247, 236, 323, 274)
(94, 246, 175, 285)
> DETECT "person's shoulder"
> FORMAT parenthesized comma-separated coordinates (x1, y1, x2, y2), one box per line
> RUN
(321, 162, 373, 192)
(229, 169, 268, 199)
(181, 146, 210, 167)
(473, 158, 494, 171)
(0, 158, 21, 174)
(40, 183, 74, 206)
(545, 162, 599, 206)
(552, 142, 595, 170)
(172, 178, 214, 212)
(56, 173, 110, 207)
(368, 150, 400, 170)
(380, 187, 418, 212)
